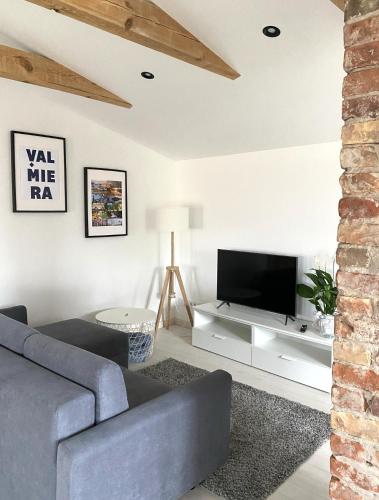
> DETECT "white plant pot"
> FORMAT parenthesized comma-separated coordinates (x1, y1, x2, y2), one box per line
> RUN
(317, 314, 335, 339)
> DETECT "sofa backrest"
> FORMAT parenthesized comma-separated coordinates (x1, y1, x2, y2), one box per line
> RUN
(0, 345, 95, 500)
(24, 333, 129, 423)
(0, 312, 35, 353)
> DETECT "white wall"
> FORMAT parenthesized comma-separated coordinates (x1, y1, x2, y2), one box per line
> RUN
(0, 79, 341, 326)
(0, 80, 175, 326)
(174, 142, 341, 319)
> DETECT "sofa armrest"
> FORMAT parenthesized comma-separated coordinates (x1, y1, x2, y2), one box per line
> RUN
(57, 369, 232, 500)
(37, 319, 129, 368)
(0, 305, 28, 324)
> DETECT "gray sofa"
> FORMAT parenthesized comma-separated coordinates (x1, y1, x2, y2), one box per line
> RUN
(0, 313, 232, 500)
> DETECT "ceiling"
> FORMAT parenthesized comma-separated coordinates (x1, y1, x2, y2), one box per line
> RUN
(0, 0, 344, 160)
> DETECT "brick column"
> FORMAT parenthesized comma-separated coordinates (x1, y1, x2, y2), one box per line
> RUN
(331, 1, 379, 498)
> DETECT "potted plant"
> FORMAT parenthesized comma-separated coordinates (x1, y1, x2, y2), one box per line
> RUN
(297, 269, 337, 338)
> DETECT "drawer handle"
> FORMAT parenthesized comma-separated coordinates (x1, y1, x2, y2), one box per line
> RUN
(279, 354, 297, 362)
(212, 334, 227, 341)
(279, 353, 317, 367)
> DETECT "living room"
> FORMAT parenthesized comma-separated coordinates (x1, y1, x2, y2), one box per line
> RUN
(1, 1, 378, 499)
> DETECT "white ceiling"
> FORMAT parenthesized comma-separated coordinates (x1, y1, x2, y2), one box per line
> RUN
(0, 0, 344, 160)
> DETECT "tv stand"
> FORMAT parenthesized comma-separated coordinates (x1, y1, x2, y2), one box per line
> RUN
(216, 301, 230, 309)
(192, 302, 332, 392)
(285, 315, 295, 326)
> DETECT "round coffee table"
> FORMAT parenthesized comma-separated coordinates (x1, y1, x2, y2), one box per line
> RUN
(96, 308, 156, 363)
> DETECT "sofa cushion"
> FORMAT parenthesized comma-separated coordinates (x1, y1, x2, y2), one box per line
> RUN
(122, 369, 171, 409)
(37, 318, 129, 368)
(0, 313, 36, 354)
(0, 305, 28, 324)
(24, 333, 129, 423)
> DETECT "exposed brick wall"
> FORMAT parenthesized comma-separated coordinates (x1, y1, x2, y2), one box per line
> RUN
(331, 1, 379, 498)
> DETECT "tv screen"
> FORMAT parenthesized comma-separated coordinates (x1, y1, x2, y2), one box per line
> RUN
(217, 249, 297, 316)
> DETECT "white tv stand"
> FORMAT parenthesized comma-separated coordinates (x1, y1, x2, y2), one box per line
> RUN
(192, 302, 332, 392)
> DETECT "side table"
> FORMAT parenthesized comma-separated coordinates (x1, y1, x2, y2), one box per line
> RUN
(96, 308, 156, 363)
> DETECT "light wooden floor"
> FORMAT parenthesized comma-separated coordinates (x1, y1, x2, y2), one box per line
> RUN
(131, 326, 331, 500)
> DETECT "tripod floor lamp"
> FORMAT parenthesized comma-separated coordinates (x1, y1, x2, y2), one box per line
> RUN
(155, 207, 193, 334)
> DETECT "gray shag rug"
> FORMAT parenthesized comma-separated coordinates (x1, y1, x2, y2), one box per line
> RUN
(139, 358, 330, 500)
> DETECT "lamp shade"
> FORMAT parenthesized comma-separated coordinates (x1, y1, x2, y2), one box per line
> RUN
(157, 207, 189, 232)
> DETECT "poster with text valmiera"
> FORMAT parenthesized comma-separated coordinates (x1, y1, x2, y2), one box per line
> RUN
(11, 132, 67, 212)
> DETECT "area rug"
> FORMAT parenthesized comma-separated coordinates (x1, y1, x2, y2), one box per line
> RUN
(139, 358, 330, 500)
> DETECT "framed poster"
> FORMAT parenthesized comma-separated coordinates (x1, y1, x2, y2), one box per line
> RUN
(11, 131, 67, 212)
(84, 167, 128, 238)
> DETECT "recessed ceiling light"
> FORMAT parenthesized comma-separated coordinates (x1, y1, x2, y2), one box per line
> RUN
(263, 26, 281, 38)
(141, 71, 155, 79)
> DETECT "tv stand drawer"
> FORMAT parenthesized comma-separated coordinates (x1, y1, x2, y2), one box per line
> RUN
(192, 323, 252, 365)
(252, 346, 331, 392)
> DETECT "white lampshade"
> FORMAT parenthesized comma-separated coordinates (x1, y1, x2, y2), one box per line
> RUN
(157, 207, 189, 232)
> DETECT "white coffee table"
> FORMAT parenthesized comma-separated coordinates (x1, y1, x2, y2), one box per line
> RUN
(96, 308, 156, 363)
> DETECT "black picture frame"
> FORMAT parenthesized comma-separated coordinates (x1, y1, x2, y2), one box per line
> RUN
(84, 167, 128, 238)
(11, 131, 67, 213)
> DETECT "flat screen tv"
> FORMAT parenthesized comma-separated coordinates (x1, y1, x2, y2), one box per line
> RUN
(217, 249, 297, 317)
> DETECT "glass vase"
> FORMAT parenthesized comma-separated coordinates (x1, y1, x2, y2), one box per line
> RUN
(318, 314, 335, 339)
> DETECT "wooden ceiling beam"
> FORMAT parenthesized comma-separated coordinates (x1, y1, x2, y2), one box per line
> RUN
(0, 44, 131, 108)
(26, 0, 240, 80)
(330, 0, 345, 11)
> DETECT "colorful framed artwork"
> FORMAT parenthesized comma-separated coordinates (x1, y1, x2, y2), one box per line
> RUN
(11, 131, 67, 213)
(84, 167, 128, 238)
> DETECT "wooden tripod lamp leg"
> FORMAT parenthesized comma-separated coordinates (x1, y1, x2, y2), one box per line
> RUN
(167, 271, 173, 329)
(155, 268, 170, 334)
(166, 231, 175, 329)
(174, 267, 194, 326)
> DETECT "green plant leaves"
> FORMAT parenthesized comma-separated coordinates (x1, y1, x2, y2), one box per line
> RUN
(297, 268, 337, 316)
(297, 284, 314, 298)
(305, 272, 323, 287)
